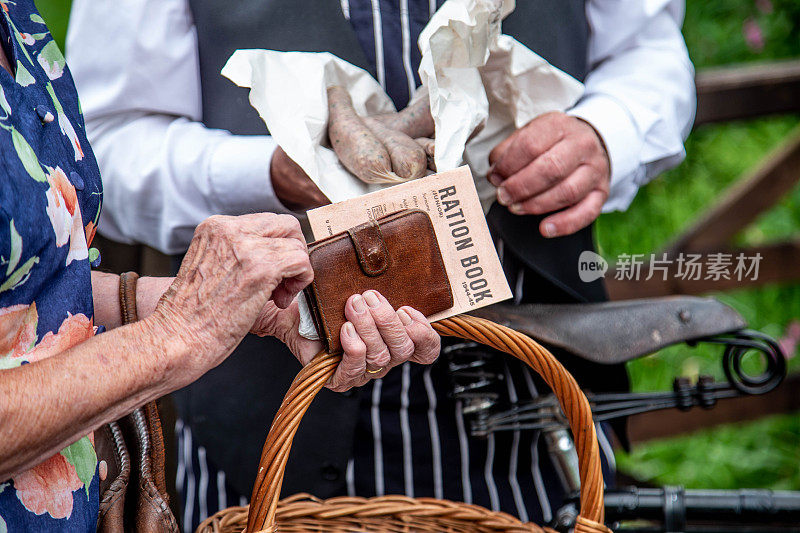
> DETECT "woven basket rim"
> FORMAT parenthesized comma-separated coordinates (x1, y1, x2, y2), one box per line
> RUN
(197, 315, 612, 533)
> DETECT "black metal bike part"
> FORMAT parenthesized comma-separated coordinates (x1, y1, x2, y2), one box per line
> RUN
(555, 487, 800, 532)
(451, 330, 787, 437)
(704, 329, 787, 395)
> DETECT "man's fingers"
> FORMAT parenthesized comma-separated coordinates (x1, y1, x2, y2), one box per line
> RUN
(508, 165, 599, 216)
(269, 260, 313, 309)
(487, 131, 517, 186)
(539, 189, 606, 238)
(329, 322, 368, 391)
(490, 113, 566, 180)
(345, 294, 391, 369)
(488, 130, 517, 167)
(496, 139, 583, 206)
(307, 184, 331, 207)
(273, 146, 331, 211)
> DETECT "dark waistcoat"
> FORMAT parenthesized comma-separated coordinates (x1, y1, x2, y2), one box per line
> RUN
(181, 0, 610, 501)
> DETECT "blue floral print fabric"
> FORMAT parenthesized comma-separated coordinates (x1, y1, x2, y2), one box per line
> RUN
(0, 0, 103, 531)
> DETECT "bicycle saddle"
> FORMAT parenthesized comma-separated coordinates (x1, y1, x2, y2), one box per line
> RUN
(470, 296, 747, 364)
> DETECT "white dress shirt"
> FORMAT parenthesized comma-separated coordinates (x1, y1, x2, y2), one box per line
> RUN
(66, 0, 695, 254)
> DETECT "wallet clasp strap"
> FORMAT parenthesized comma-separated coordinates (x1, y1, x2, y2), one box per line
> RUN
(347, 220, 389, 277)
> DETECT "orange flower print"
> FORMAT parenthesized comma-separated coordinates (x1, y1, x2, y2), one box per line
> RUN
(57, 112, 84, 161)
(45, 166, 88, 266)
(45, 166, 77, 247)
(19, 32, 35, 46)
(43, 83, 84, 161)
(13, 453, 82, 519)
(0, 305, 94, 366)
(84, 220, 97, 248)
(26, 312, 93, 363)
(65, 204, 88, 266)
(0, 303, 38, 359)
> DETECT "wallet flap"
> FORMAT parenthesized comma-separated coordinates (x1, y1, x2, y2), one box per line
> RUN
(347, 220, 389, 277)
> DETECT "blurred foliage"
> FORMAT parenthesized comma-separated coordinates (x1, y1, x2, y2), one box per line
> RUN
(684, 0, 800, 68)
(30, 0, 800, 494)
(596, 0, 800, 492)
(617, 413, 800, 490)
(34, 0, 69, 50)
(598, 117, 800, 393)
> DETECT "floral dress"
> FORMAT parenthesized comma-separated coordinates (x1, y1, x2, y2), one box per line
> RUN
(0, 0, 103, 531)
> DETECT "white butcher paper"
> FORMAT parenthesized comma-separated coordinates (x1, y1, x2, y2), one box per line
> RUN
(221, 0, 585, 209)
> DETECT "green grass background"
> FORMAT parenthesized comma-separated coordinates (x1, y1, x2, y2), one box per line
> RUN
(36, 0, 800, 492)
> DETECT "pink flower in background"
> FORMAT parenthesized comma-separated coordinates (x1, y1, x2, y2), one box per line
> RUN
(756, 0, 773, 14)
(779, 320, 800, 360)
(13, 453, 82, 519)
(743, 17, 765, 52)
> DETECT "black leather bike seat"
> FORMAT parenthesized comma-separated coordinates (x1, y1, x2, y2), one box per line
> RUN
(471, 296, 747, 364)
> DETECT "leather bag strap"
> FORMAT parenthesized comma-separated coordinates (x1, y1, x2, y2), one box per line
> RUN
(119, 272, 140, 324)
(97, 272, 178, 533)
(120, 271, 174, 524)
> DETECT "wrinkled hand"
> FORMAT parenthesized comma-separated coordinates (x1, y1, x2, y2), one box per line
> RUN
(271, 146, 329, 211)
(488, 112, 610, 238)
(150, 213, 313, 384)
(262, 291, 440, 392)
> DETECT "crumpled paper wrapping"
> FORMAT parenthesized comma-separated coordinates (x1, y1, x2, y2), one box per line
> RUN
(221, 0, 584, 209)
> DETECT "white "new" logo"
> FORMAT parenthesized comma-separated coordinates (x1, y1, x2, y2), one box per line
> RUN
(578, 251, 608, 283)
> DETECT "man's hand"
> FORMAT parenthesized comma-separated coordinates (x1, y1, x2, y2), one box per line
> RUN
(271, 146, 330, 211)
(488, 112, 610, 238)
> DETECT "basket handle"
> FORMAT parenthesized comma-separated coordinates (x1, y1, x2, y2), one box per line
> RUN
(245, 315, 611, 533)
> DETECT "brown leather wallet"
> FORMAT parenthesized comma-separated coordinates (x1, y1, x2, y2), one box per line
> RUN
(304, 209, 453, 352)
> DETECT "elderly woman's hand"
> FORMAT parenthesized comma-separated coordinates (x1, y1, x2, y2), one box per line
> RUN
(147, 213, 313, 386)
(254, 292, 440, 392)
(148, 212, 439, 391)
(331, 291, 440, 390)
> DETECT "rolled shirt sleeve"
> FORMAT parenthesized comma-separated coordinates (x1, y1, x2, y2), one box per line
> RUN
(66, 0, 288, 254)
(567, 0, 696, 212)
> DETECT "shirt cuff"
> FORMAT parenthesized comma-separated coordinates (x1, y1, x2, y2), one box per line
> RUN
(207, 134, 291, 215)
(567, 94, 644, 212)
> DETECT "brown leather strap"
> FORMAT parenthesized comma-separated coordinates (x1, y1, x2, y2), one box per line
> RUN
(347, 220, 389, 276)
(117, 272, 174, 527)
(119, 272, 140, 325)
(144, 401, 169, 498)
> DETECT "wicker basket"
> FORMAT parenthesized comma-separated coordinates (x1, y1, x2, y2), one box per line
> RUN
(197, 315, 612, 533)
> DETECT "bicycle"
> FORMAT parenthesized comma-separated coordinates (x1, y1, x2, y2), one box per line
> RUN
(443, 295, 798, 532)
